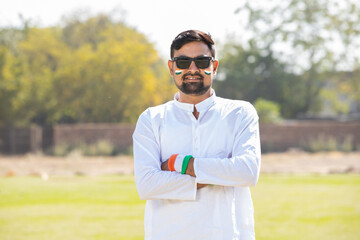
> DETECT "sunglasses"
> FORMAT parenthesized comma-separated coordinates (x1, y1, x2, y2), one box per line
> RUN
(172, 56, 214, 69)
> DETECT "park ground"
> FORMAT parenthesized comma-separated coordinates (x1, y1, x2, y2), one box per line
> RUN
(0, 152, 359, 240)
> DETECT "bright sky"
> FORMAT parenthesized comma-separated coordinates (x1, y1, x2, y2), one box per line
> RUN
(1, 0, 245, 59)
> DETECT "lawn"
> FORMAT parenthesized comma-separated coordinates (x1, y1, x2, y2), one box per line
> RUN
(0, 174, 359, 240)
(252, 174, 360, 240)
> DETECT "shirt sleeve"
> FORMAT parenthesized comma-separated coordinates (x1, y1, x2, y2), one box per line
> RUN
(133, 109, 197, 200)
(193, 103, 261, 187)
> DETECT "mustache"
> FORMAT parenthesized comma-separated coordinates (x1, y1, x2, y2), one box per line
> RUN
(182, 72, 204, 81)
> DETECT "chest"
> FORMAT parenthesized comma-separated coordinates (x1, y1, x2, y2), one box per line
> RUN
(159, 110, 236, 161)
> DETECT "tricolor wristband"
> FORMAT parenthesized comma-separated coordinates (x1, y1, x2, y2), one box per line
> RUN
(181, 155, 193, 174)
(168, 154, 178, 171)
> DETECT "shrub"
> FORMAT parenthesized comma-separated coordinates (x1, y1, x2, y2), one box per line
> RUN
(254, 98, 282, 123)
(51, 140, 117, 156)
(82, 140, 115, 156)
(52, 144, 71, 157)
(301, 134, 355, 152)
(341, 135, 354, 152)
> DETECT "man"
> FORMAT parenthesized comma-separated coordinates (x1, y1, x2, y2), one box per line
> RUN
(133, 30, 261, 240)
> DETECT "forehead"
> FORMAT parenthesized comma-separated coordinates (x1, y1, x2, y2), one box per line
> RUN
(173, 41, 212, 58)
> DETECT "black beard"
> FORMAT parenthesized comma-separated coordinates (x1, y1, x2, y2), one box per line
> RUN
(176, 72, 210, 96)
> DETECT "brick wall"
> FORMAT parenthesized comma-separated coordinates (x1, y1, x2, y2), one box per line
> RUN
(1, 121, 359, 154)
(52, 123, 135, 150)
(0, 126, 42, 154)
(260, 121, 360, 152)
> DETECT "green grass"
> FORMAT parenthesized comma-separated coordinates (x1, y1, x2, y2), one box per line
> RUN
(0, 174, 359, 240)
(0, 175, 145, 240)
(252, 174, 360, 240)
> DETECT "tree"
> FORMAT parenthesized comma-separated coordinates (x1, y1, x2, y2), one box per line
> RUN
(0, 13, 174, 126)
(53, 14, 174, 123)
(214, 42, 305, 118)
(235, 0, 360, 115)
(323, 69, 360, 115)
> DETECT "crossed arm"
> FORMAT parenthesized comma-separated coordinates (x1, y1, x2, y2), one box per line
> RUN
(160, 157, 208, 189)
(133, 106, 261, 200)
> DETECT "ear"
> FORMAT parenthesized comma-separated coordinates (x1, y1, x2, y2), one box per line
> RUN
(168, 60, 174, 75)
(212, 60, 219, 75)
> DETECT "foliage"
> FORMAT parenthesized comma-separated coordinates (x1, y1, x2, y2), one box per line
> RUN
(237, 0, 360, 73)
(51, 140, 130, 157)
(83, 140, 115, 156)
(0, 175, 359, 240)
(0, 13, 174, 126)
(214, 43, 305, 118)
(254, 98, 282, 123)
(325, 70, 360, 114)
(230, 0, 360, 116)
(301, 134, 355, 152)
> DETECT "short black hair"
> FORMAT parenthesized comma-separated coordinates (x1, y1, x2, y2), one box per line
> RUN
(170, 30, 215, 59)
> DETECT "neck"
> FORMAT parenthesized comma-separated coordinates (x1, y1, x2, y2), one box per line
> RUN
(178, 88, 212, 105)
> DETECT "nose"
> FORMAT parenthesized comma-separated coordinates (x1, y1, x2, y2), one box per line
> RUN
(188, 60, 199, 71)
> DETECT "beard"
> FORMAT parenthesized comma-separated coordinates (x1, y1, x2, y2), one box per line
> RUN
(175, 72, 211, 96)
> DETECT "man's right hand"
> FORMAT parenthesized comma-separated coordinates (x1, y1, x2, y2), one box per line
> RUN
(161, 159, 170, 171)
(197, 183, 208, 189)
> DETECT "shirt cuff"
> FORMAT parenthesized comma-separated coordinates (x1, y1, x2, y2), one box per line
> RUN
(174, 154, 186, 172)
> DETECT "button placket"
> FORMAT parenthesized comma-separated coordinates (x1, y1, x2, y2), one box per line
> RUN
(194, 121, 200, 156)
(192, 121, 196, 154)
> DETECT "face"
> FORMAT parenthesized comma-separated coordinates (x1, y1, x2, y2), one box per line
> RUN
(168, 41, 219, 96)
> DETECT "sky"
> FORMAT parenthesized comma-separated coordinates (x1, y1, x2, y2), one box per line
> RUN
(1, 0, 245, 58)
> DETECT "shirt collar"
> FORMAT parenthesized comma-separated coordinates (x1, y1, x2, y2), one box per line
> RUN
(174, 89, 216, 112)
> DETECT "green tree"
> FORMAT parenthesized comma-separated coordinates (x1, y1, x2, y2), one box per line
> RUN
(53, 14, 173, 123)
(235, 0, 360, 115)
(0, 27, 30, 125)
(16, 27, 66, 125)
(0, 13, 174, 126)
(214, 43, 304, 118)
(323, 70, 360, 115)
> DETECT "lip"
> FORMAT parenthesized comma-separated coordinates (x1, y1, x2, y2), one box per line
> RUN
(184, 77, 202, 82)
(182, 72, 204, 82)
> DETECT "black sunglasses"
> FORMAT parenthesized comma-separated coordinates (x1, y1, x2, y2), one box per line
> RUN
(172, 56, 214, 69)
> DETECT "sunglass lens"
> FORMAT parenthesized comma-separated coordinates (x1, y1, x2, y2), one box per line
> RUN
(176, 59, 191, 69)
(195, 58, 211, 69)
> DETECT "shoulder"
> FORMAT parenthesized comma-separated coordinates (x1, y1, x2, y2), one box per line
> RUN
(138, 100, 175, 122)
(215, 96, 258, 118)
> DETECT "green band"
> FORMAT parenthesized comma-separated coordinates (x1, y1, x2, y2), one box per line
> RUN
(181, 155, 193, 174)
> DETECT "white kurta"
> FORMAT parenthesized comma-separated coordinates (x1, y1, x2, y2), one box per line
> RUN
(133, 90, 261, 240)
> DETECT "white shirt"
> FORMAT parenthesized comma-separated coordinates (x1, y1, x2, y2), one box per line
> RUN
(133, 90, 261, 240)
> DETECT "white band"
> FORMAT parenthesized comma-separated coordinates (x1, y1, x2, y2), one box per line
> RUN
(174, 154, 186, 172)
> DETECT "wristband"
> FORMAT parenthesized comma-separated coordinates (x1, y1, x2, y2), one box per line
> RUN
(168, 154, 178, 171)
(174, 154, 185, 172)
(181, 155, 193, 174)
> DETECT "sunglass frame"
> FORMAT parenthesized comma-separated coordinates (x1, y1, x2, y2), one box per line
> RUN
(172, 56, 214, 69)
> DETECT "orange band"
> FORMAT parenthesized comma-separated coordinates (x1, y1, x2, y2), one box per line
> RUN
(168, 154, 178, 171)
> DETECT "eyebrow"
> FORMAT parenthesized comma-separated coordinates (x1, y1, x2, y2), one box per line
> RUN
(176, 54, 210, 58)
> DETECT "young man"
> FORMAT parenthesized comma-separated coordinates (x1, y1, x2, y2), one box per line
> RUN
(133, 30, 261, 240)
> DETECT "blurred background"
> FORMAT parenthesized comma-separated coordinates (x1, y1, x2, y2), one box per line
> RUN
(0, 0, 359, 155)
(0, 1, 359, 240)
